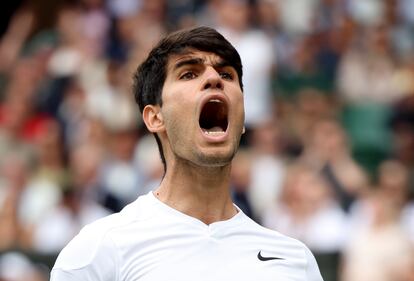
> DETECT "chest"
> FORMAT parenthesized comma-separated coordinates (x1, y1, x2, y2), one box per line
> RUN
(116, 232, 304, 281)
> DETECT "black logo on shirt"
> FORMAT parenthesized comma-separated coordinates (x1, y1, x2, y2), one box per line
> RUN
(257, 251, 284, 261)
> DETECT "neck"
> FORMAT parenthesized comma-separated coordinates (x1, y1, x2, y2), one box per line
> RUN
(154, 159, 237, 225)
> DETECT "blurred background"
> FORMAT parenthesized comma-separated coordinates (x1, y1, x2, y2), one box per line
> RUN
(0, 0, 413, 280)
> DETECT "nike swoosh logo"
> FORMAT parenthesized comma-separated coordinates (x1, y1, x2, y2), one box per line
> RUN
(257, 251, 284, 261)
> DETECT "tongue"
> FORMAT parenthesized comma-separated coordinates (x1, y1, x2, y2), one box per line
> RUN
(203, 126, 224, 134)
(209, 126, 223, 132)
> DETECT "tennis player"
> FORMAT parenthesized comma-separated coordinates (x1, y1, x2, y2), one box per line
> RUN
(50, 26, 323, 281)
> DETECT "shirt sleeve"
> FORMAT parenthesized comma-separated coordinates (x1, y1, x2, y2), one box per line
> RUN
(50, 225, 119, 281)
(304, 247, 324, 281)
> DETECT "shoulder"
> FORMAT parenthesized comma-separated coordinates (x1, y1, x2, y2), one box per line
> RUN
(240, 215, 324, 280)
(50, 213, 123, 281)
(241, 214, 303, 246)
(258, 225, 323, 280)
(52, 194, 153, 277)
(52, 213, 123, 271)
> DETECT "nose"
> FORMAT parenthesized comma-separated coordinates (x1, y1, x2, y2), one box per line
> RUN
(202, 66, 223, 91)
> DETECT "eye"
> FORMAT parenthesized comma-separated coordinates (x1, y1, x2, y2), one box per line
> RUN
(219, 71, 234, 80)
(180, 71, 197, 80)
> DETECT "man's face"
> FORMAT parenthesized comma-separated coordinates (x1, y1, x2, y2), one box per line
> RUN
(159, 50, 245, 167)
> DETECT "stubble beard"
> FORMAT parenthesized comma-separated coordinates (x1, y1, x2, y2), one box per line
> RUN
(193, 147, 237, 168)
(167, 120, 242, 169)
(170, 135, 240, 169)
(192, 133, 242, 168)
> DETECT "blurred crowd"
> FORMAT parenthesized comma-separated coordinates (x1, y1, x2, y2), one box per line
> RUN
(0, 0, 414, 280)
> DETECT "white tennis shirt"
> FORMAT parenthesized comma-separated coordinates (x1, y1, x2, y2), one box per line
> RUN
(51, 192, 323, 281)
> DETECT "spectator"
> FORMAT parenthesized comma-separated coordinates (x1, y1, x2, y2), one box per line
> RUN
(0, 1, 413, 280)
(263, 164, 348, 254)
(247, 119, 287, 221)
(300, 118, 368, 211)
(215, 0, 275, 130)
(343, 160, 414, 281)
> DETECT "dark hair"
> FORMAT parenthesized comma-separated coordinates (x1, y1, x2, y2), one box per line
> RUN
(133, 26, 243, 171)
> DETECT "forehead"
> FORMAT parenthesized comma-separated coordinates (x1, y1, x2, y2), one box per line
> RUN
(167, 50, 224, 71)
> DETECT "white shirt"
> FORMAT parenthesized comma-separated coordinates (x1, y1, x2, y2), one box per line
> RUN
(51, 192, 323, 281)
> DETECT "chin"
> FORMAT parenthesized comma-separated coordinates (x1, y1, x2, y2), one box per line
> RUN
(194, 147, 237, 167)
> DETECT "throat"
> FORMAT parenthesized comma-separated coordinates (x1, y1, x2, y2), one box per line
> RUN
(155, 163, 236, 224)
(154, 186, 238, 225)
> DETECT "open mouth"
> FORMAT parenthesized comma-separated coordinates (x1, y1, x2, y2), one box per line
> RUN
(199, 98, 228, 136)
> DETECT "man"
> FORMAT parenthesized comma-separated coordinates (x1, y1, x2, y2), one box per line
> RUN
(50, 26, 323, 281)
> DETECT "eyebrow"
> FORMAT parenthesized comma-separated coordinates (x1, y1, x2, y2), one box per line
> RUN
(173, 57, 232, 71)
(174, 57, 204, 70)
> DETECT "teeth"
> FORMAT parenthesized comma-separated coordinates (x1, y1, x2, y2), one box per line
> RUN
(202, 126, 225, 135)
(204, 131, 225, 135)
(209, 99, 222, 103)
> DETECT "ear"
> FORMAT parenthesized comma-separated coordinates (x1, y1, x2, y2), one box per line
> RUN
(142, 105, 165, 133)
